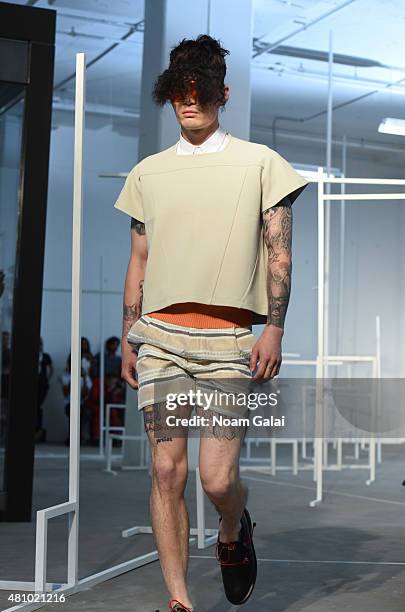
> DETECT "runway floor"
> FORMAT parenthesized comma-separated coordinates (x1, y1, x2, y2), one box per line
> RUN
(1, 443, 405, 611)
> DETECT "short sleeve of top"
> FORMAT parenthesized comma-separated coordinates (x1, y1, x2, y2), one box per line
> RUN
(113, 163, 144, 223)
(261, 147, 309, 213)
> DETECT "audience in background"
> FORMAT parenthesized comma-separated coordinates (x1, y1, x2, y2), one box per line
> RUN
(94, 336, 121, 378)
(35, 337, 53, 443)
(61, 352, 93, 446)
(30, 334, 125, 446)
(2, 332, 126, 446)
(88, 337, 125, 446)
(81, 336, 94, 378)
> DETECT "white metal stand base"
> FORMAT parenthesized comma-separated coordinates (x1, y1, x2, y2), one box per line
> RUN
(103, 433, 149, 475)
(121, 525, 218, 548)
(120, 467, 217, 549)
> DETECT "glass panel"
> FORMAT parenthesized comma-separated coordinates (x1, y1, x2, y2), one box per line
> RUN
(0, 84, 25, 492)
(0, 39, 29, 84)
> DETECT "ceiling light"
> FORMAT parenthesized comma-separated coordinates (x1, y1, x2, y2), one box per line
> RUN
(378, 117, 405, 136)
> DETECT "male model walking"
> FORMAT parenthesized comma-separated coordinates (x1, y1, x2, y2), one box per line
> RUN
(115, 35, 308, 612)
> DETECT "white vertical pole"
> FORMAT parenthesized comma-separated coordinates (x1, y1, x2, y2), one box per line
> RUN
(292, 440, 298, 476)
(367, 439, 376, 485)
(301, 385, 307, 459)
(337, 135, 347, 353)
(107, 435, 113, 473)
(195, 467, 206, 549)
(324, 30, 333, 379)
(375, 315, 381, 378)
(34, 510, 47, 592)
(271, 437, 276, 477)
(67, 52, 86, 588)
(99, 256, 105, 457)
(311, 167, 325, 506)
(326, 30, 333, 177)
(375, 315, 382, 464)
(366, 357, 378, 484)
(336, 438, 342, 470)
(323, 440, 329, 468)
(315, 34, 332, 502)
(335, 134, 347, 464)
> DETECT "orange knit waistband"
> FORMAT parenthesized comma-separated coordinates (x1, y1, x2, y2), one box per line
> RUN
(147, 302, 253, 329)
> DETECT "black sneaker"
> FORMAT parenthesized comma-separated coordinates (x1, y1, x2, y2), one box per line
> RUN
(216, 508, 257, 605)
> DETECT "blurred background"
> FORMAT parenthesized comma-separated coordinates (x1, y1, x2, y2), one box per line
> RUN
(3, 0, 405, 443)
(1, 1, 405, 611)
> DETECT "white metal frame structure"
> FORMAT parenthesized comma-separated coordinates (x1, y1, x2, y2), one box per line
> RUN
(103, 402, 149, 474)
(1, 53, 217, 612)
(121, 467, 217, 553)
(307, 167, 405, 507)
(0, 53, 218, 612)
(240, 304, 381, 480)
(1, 52, 88, 612)
(3, 49, 405, 610)
(239, 169, 402, 502)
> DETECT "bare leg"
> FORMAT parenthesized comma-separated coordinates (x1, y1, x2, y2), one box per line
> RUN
(198, 410, 248, 543)
(144, 402, 193, 609)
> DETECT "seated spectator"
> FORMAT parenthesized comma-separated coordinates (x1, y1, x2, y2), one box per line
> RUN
(81, 336, 95, 378)
(87, 337, 125, 445)
(35, 337, 53, 443)
(61, 354, 92, 446)
(86, 372, 126, 447)
(93, 336, 122, 378)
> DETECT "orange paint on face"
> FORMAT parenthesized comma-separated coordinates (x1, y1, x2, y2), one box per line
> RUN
(171, 78, 199, 103)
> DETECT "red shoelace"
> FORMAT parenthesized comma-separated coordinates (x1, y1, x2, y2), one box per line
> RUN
(216, 522, 256, 567)
(168, 599, 193, 611)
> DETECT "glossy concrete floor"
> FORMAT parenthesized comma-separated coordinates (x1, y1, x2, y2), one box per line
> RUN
(1, 443, 405, 611)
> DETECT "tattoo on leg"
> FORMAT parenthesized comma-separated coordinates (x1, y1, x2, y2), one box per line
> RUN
(144, 402, 175, 443)
(156, 436, 173, 444)
(144, 408, 155, 433)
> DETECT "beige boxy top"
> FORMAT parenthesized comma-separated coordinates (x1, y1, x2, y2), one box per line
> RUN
(114, 134, 309, 325)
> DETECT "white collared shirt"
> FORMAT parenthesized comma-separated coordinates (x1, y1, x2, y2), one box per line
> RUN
(176, 125, 231, 155)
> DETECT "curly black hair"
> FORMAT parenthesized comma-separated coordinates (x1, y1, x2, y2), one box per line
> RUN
(152, 34, 230, 109)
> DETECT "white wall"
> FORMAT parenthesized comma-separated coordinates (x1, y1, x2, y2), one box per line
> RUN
(40, 114, 405, 441)
(41, 110, 139, 441)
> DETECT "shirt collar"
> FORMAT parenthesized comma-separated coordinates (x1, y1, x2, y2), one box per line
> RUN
(177, 125, 228, 155)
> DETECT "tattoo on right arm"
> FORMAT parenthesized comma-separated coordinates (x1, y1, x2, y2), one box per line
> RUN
(122, 279, 144, 340)
(262, 200, 293, 330)
(131, 217, 145, 235)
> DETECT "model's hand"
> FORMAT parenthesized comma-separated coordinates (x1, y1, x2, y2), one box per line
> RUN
(250, 325, 283, 381)
(121, 339, 139, 389)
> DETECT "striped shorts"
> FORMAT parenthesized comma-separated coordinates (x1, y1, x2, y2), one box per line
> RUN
(127, 314, 257, 418)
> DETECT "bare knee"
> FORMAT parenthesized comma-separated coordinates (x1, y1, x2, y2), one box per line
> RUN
(200, 468, 238, 502)
(152, 453, 188, 497)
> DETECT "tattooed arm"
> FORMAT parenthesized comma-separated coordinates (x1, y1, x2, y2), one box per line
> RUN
(263, 196, 293, 329)
(250, 196, 293, 381)
(121, 217, 148, 389)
